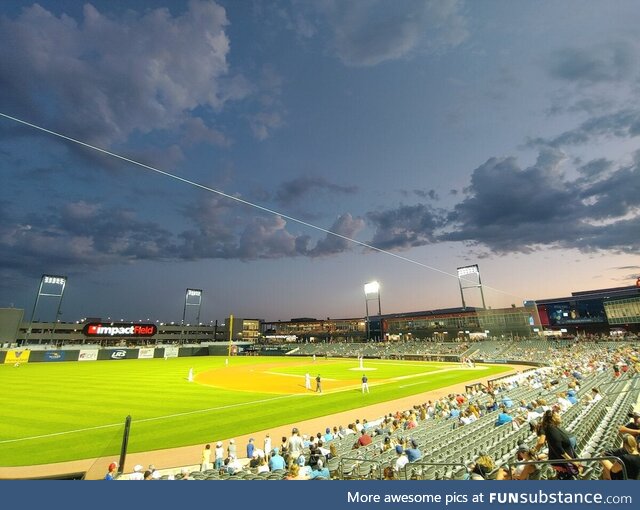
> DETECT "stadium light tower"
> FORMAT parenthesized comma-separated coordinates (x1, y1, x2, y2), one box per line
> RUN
(364, 281, 381, 342)
(456, 264, 486, 310)
(26, 274, 67, 346)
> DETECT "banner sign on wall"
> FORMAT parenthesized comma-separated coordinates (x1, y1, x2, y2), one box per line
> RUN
(83, 323, 157, 337)
(78, 349, 98, 362)
(4, 350, 31, 364)
(163, 346, 179, 358)
(138, 347, 155, 359)
(44, 351, 66, 362)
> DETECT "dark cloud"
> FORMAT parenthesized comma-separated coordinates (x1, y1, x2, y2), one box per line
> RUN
(177, 196, 360, 261)
(439, 150, 640, 254)
(0, 200, 175, 276)
(0, 1, 244, 147)
(275, 176, 357, 204)
(576, 158, 613, 181)
(528, 108, 640, 148)
(413, 189, 439, 200)
(547, 42, 635, 84)
(310, 213, 365, 256)
(367, 203, 443, 251)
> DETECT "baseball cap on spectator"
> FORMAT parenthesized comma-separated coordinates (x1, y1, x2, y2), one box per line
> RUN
(216, 441, 222, 447)
(152, 470, 161, 479)
(395, 445, 403, 454)
(272, 448, 279, 455)
(134, 464, 143, 472)
(108, 462, 117, 471)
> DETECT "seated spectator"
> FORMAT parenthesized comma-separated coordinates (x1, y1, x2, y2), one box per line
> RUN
(404, 439, 422, 462)
(556, 392, 572, 412)
(619, 411, 640, 442)
(601, 434, 640, 480)
(383, 466, 397, 480)
(310, 459, 330, 480)
(268, 448, 286, 471)
(285, 463, 309, 480)
(248, 451, 260, 469)
(256, 455, 270, 474)
(356, 428, 372, 448)
(495, 406, 513, 427)
(588, 388, 603, 404)
(129, 464, 144, 480)
(296, 454, 313, 478)
(466, 454, 497, 480)
(497, 446, 540, 480)
(394, 445, 409, 474)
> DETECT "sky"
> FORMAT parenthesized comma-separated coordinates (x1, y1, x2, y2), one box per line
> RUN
(1, 0, 639, 324)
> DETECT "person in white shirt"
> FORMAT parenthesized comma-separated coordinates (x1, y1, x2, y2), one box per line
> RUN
(129, 464, 144, 480)
(394, 445, 409, 474)
(264, 434, 272, 456)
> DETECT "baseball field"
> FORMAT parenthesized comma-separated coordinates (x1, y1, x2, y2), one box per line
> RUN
(0, 355, 511, 467)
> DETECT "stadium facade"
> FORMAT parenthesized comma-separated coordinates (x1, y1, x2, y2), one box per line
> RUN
(1, 284, 639, 347)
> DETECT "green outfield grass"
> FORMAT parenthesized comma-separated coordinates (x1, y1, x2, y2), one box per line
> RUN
(0, 356, 510, 467)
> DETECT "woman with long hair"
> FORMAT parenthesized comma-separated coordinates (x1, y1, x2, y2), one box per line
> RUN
(535, 410, 580, 479)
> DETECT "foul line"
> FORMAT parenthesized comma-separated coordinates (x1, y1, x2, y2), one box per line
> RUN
(0, 393, 305, 445)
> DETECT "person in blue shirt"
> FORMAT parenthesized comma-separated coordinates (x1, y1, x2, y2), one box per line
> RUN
(268, 448, 286, 471)
(404, 439, 423, 462)
(246, 437, 255, 459)
(104, 462, 118, 480)
(496, 405, 513, 427)
(566, 390, 578, 405)
(502, 395, 514, 408)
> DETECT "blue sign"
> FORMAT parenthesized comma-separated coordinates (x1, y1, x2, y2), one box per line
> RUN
(44, 351, 66, 362)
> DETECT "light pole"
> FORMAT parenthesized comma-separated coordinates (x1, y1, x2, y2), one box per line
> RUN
(364, 281, 381, 342)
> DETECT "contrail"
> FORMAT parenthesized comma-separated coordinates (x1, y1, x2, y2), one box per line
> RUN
(0, 111, 521, 298)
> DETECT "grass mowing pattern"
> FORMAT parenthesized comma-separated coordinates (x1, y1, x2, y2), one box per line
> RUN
(0, 356, 510, 466)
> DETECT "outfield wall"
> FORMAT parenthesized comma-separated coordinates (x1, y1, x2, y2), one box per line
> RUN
(0, 343, 252, 364)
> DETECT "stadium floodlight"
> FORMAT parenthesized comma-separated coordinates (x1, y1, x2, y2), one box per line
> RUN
(456, 264, 486, 310)
(456, 265, 479, 277)
(364, 281, 382, 342)
(27, 274, 67, 346)
(364, 281, 380, 296)
(182, 288, 203, 325)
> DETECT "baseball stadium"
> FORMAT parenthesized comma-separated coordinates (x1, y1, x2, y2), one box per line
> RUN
(1, 280, 639, 481)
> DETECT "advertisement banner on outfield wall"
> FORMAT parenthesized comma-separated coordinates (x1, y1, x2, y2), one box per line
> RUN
(138, 347, 155, 359)
(44, 351, 66, 362)
(4, 350, 31, 364)
(78, 349, 99, 362)
(163, 346, 179, 358)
